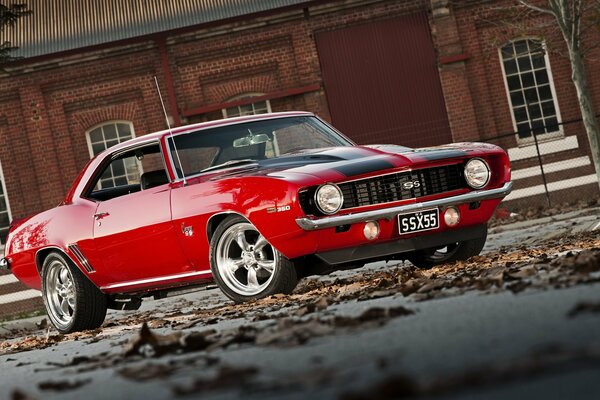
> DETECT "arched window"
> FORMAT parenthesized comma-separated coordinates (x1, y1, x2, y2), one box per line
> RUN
(222, 93, 272, 118)
(86, 121, 137, 189)
(0, 160, 12, 247)
(500, 39, 562, 143)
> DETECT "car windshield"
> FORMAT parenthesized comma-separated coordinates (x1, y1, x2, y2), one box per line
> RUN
(167, 116, 353, 178)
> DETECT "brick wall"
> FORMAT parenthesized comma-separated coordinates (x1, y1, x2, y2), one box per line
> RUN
(447, 0, 600, 206)
(443, 0, 600, 142)
(0, 0, 430, 218)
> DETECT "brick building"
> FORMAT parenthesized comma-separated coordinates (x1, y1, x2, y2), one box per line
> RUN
(1, 0, 599, 316)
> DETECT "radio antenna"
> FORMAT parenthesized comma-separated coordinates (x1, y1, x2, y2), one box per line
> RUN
(154, 76, 187, 186)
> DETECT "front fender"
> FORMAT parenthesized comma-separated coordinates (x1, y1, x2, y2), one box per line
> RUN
(170, 176, 314, 265)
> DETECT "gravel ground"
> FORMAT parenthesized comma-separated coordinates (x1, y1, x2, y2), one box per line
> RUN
(0, 210, 599, 400)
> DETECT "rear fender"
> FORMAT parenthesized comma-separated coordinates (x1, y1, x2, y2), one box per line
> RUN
(35, 246, 102, 291)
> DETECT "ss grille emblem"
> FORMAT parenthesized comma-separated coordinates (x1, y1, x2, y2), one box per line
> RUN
(402, 181, 421, 190)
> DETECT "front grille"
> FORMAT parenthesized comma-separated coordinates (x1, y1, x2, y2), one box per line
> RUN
(340, 164, 465, 209)
(299, 163, 466, 215)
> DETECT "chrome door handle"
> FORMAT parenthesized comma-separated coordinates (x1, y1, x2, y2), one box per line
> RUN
(94, 212, 110, 220)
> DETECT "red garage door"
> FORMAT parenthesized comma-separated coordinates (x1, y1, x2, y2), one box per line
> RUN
(316, 13, 452, 148)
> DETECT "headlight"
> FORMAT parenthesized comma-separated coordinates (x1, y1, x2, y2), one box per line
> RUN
(315, 184, 343, 214)
(464, 158, 490, 189)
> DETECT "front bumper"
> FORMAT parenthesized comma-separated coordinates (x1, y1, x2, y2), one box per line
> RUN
(296, 181, 513, 231)
(316, 224, 486, 265)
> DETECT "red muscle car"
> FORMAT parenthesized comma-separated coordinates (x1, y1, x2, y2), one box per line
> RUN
(1, 112, 511, 333)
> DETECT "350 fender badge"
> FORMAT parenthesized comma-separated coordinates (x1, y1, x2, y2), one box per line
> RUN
(267, 205, 291, 213)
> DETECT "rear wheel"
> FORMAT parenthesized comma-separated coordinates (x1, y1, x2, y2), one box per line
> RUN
(41, 252, 107, 333)
(210, 215, 298, 302)
(407, 230, 487, 269)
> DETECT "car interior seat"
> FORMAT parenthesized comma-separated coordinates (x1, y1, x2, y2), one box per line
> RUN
(140, 170, 169, 190)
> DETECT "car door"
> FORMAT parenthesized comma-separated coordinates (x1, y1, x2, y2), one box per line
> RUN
(86, 143, 191, 289)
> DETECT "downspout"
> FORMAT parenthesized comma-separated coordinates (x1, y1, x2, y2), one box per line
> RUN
(156, 37, 182, 127)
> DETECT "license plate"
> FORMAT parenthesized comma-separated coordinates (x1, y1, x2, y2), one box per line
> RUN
(398, 208, 439, 235)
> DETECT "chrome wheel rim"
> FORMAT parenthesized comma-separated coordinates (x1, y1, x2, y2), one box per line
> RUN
(45, 260, 76, 327)
(216, 222, 277, 296)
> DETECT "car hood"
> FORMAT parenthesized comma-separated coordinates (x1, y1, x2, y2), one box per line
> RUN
(206, 143, 498, 186)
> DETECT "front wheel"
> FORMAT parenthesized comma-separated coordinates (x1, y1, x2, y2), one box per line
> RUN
(407, 230, 487, 269)
(210, 215, 298, 302)
(41, 252, 107, 333)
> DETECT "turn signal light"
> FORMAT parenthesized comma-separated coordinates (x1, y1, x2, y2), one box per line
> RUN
(444, 207, 460, 227)
(363, 221, 380, 240)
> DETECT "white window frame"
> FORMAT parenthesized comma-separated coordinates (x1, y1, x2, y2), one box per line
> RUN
(0, 160, 13, 250)
(85, 121, 136, 158)
(499, 38, 563, 146)
(221, 93, 272, 119)
(85, 121, 138, 189)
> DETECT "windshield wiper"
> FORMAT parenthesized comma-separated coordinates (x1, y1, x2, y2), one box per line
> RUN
(201, 159, 258, 173)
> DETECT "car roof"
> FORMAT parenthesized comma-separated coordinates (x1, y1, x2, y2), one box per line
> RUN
(103, 111, 315, 155)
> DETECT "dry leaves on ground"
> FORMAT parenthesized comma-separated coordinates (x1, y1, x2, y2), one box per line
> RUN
(2, 232, 598, 356)
(0, 328, 104, 354)
(123, 305, 414, 358)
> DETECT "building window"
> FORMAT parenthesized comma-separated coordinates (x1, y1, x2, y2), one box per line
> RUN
(222, 93, 272, 118)
(86, 122, 138, 189)
(500, 39, 562, 142)
(0, 161, 12, 247)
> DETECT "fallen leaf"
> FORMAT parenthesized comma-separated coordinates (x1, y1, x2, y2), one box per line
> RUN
(567, 301, 600, 318)
(172, 365, 259, 396)
(35, 319, 48, 330)
(255, 319, 333, 346)
(118, 363, 176, 381)
(508, 265, 536, 279)
(416, 280, 445, 294)
(124, 323, 184, 358)
(11, 390, 38, 400)
(340, 374, 418, 400)
(38, 379, 91, 391)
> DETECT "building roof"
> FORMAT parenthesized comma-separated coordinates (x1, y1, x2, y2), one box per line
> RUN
(3, 0, 310, 59)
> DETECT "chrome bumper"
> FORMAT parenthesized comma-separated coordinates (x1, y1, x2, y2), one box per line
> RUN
(0, 257, 9, 270)
(295, 181, 513, 231)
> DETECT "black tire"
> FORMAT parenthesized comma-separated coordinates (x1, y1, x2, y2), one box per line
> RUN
(41, 252, 107, 333)
(407, 229, 488, 269)
(209, 215, 298, 302)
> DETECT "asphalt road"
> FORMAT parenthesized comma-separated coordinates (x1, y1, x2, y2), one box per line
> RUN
(0, 210, 599, 400)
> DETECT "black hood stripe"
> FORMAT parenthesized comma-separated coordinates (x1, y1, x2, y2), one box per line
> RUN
(412, 150, 467, 161)
(333, 158, 395, 177)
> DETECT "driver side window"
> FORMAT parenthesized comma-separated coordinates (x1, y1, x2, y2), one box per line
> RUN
(95, 156, 139, 190)
(87, 144, 166, 201)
